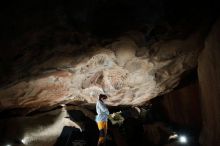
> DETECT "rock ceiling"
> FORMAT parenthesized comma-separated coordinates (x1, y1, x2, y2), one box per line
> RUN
(0, 0, 212, 112)
(0, 30, 203, 111)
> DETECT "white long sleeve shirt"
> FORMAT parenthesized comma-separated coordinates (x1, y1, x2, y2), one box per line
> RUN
(96, 100, 109, 122)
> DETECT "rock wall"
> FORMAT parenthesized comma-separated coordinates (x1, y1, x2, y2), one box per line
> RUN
(0, 30, 204, 111)
(0, 108, 81, 146)
(162, 81, 202, 129)
(198, 19, 220, 146)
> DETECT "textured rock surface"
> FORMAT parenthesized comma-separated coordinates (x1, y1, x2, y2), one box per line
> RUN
(0, 31, 203, 110)
(198, 19, 220, 146)
(0, 108, 79, 146)
(161, 81, 202, 129)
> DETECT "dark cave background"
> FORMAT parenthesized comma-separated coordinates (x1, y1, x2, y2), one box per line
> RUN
(0, 0, 218, 41)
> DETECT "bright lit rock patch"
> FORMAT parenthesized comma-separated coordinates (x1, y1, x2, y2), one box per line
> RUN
(0, 31, 202, 110)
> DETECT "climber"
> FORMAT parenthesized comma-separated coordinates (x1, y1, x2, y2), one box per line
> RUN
(96, 94, 109, 146)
